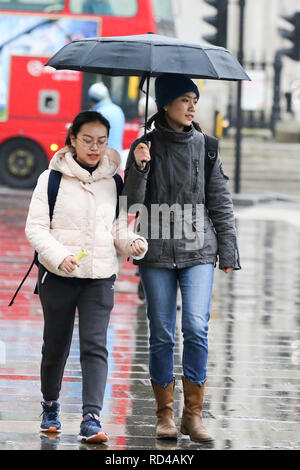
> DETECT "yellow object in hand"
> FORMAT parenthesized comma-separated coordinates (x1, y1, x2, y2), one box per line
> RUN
(75, 249, 87, 262)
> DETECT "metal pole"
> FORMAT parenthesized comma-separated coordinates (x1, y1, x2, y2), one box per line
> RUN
(234, 0, 246, 194)
(270, 51, 283, 135)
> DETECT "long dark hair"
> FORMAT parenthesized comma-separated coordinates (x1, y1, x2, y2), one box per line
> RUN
(146, 108, 202, 132)
(65, 110, 111, 146)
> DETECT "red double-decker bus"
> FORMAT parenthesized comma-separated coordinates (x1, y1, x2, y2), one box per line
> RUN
(0, 0, 175, 188)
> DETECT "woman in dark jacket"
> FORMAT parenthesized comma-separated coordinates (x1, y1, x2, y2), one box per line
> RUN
(122, 74, 240, 442)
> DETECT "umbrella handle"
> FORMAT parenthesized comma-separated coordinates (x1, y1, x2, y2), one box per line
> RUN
(138, 73, 147, 92)
(139, 72, 151, 139)
(138, 136, 151, 168)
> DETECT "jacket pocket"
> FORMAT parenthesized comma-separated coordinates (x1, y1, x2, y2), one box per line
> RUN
(203, 231, 218, 255)
(181, 204, 205, 251)
(144, 238, 164, 262)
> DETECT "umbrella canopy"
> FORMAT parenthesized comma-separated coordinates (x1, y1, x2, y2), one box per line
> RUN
(46, 34, 250, 138)
(46, 33, 250, 81)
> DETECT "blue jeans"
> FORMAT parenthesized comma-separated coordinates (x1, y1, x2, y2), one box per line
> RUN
(139, 264, 214, 387)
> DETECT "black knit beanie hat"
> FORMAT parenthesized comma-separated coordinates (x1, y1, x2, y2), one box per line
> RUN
(155, 74, 200, 109)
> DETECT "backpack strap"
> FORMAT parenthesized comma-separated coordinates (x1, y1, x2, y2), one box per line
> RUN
(9, 170, 62, 306)
(32, 169, 62, 267)
(8, 258, 36, 306)
(48, 169, 62, 221)
(203, 133, 218, 194)
(33, 169, 62, 267)
(113, 173, 123, 219)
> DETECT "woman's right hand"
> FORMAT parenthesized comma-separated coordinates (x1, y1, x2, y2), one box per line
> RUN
(59, 255, 80, 274)
(133, 141, 151, 170)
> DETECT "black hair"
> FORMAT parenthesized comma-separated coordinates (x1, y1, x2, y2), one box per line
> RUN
(65, 110, 110, 146)
(146, 108, 202, 133)
(145, 108, 164, 130)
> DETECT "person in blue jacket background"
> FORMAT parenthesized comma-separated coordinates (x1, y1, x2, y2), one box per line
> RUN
(88, 82, 125, 155)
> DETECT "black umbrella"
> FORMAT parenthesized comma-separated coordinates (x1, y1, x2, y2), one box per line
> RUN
(46, 33, 250, 135)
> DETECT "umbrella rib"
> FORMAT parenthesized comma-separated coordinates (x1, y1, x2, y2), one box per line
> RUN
(80, 40, 100, 69)
(202, 49, 221, 79)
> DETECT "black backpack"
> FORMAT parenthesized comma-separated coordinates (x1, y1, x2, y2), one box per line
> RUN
(8, 170, 123, 306)
(203, 133, 218, 192)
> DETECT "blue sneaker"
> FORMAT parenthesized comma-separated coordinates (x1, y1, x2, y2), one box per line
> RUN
(40, 401, 61, 433)
(78, 413, 109, 443)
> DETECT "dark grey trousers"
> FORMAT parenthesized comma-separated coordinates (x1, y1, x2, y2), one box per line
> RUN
(38, 265, 115, 416)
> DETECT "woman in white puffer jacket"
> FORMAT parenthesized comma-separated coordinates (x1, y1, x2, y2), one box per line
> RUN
(25, 110, 147, 443)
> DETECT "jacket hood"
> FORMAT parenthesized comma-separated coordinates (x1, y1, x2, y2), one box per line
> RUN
(49, 146, 120, 183)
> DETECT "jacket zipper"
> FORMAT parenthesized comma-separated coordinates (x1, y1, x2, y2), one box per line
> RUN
(193, 160, 199, 192)
(166, 150, 177, 268)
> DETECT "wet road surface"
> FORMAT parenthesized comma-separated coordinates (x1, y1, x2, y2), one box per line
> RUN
(0, 188, 300, 451)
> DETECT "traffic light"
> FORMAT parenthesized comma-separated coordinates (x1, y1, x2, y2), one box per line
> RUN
(203, 0, 228, 48)
(279, 12, 300, 61)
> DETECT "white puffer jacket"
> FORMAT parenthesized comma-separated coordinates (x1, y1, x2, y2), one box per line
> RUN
(25, 146, 147, 279)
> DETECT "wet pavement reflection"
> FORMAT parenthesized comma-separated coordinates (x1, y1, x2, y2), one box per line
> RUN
(0, 189, 300, 450)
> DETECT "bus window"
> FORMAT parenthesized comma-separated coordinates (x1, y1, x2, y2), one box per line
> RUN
(153, 0, 175, 36)
(70, 0, 137, 17)
(108, 75, 138, 121)
(39, 90, 60, 114)
(0, 0, 64, 12)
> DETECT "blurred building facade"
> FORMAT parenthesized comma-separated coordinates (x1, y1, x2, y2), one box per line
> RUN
(172, 0, 300, 133)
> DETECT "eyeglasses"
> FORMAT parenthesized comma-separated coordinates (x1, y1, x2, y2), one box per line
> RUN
(76, 136, 108, 148)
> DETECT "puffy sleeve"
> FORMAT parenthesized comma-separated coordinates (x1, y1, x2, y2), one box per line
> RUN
(25, 171, 72, 270)
(112, 208, 148, 259)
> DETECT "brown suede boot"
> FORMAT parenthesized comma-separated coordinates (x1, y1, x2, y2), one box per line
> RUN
(151, 379, 178, 439)
(180, 376, 213, 442)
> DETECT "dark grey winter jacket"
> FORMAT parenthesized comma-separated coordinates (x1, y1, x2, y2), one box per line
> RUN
(122, 120, 241, 270)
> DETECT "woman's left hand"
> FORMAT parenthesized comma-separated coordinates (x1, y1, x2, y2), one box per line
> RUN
(222, 267, 234, 274)
(130, 239, 147, 257)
